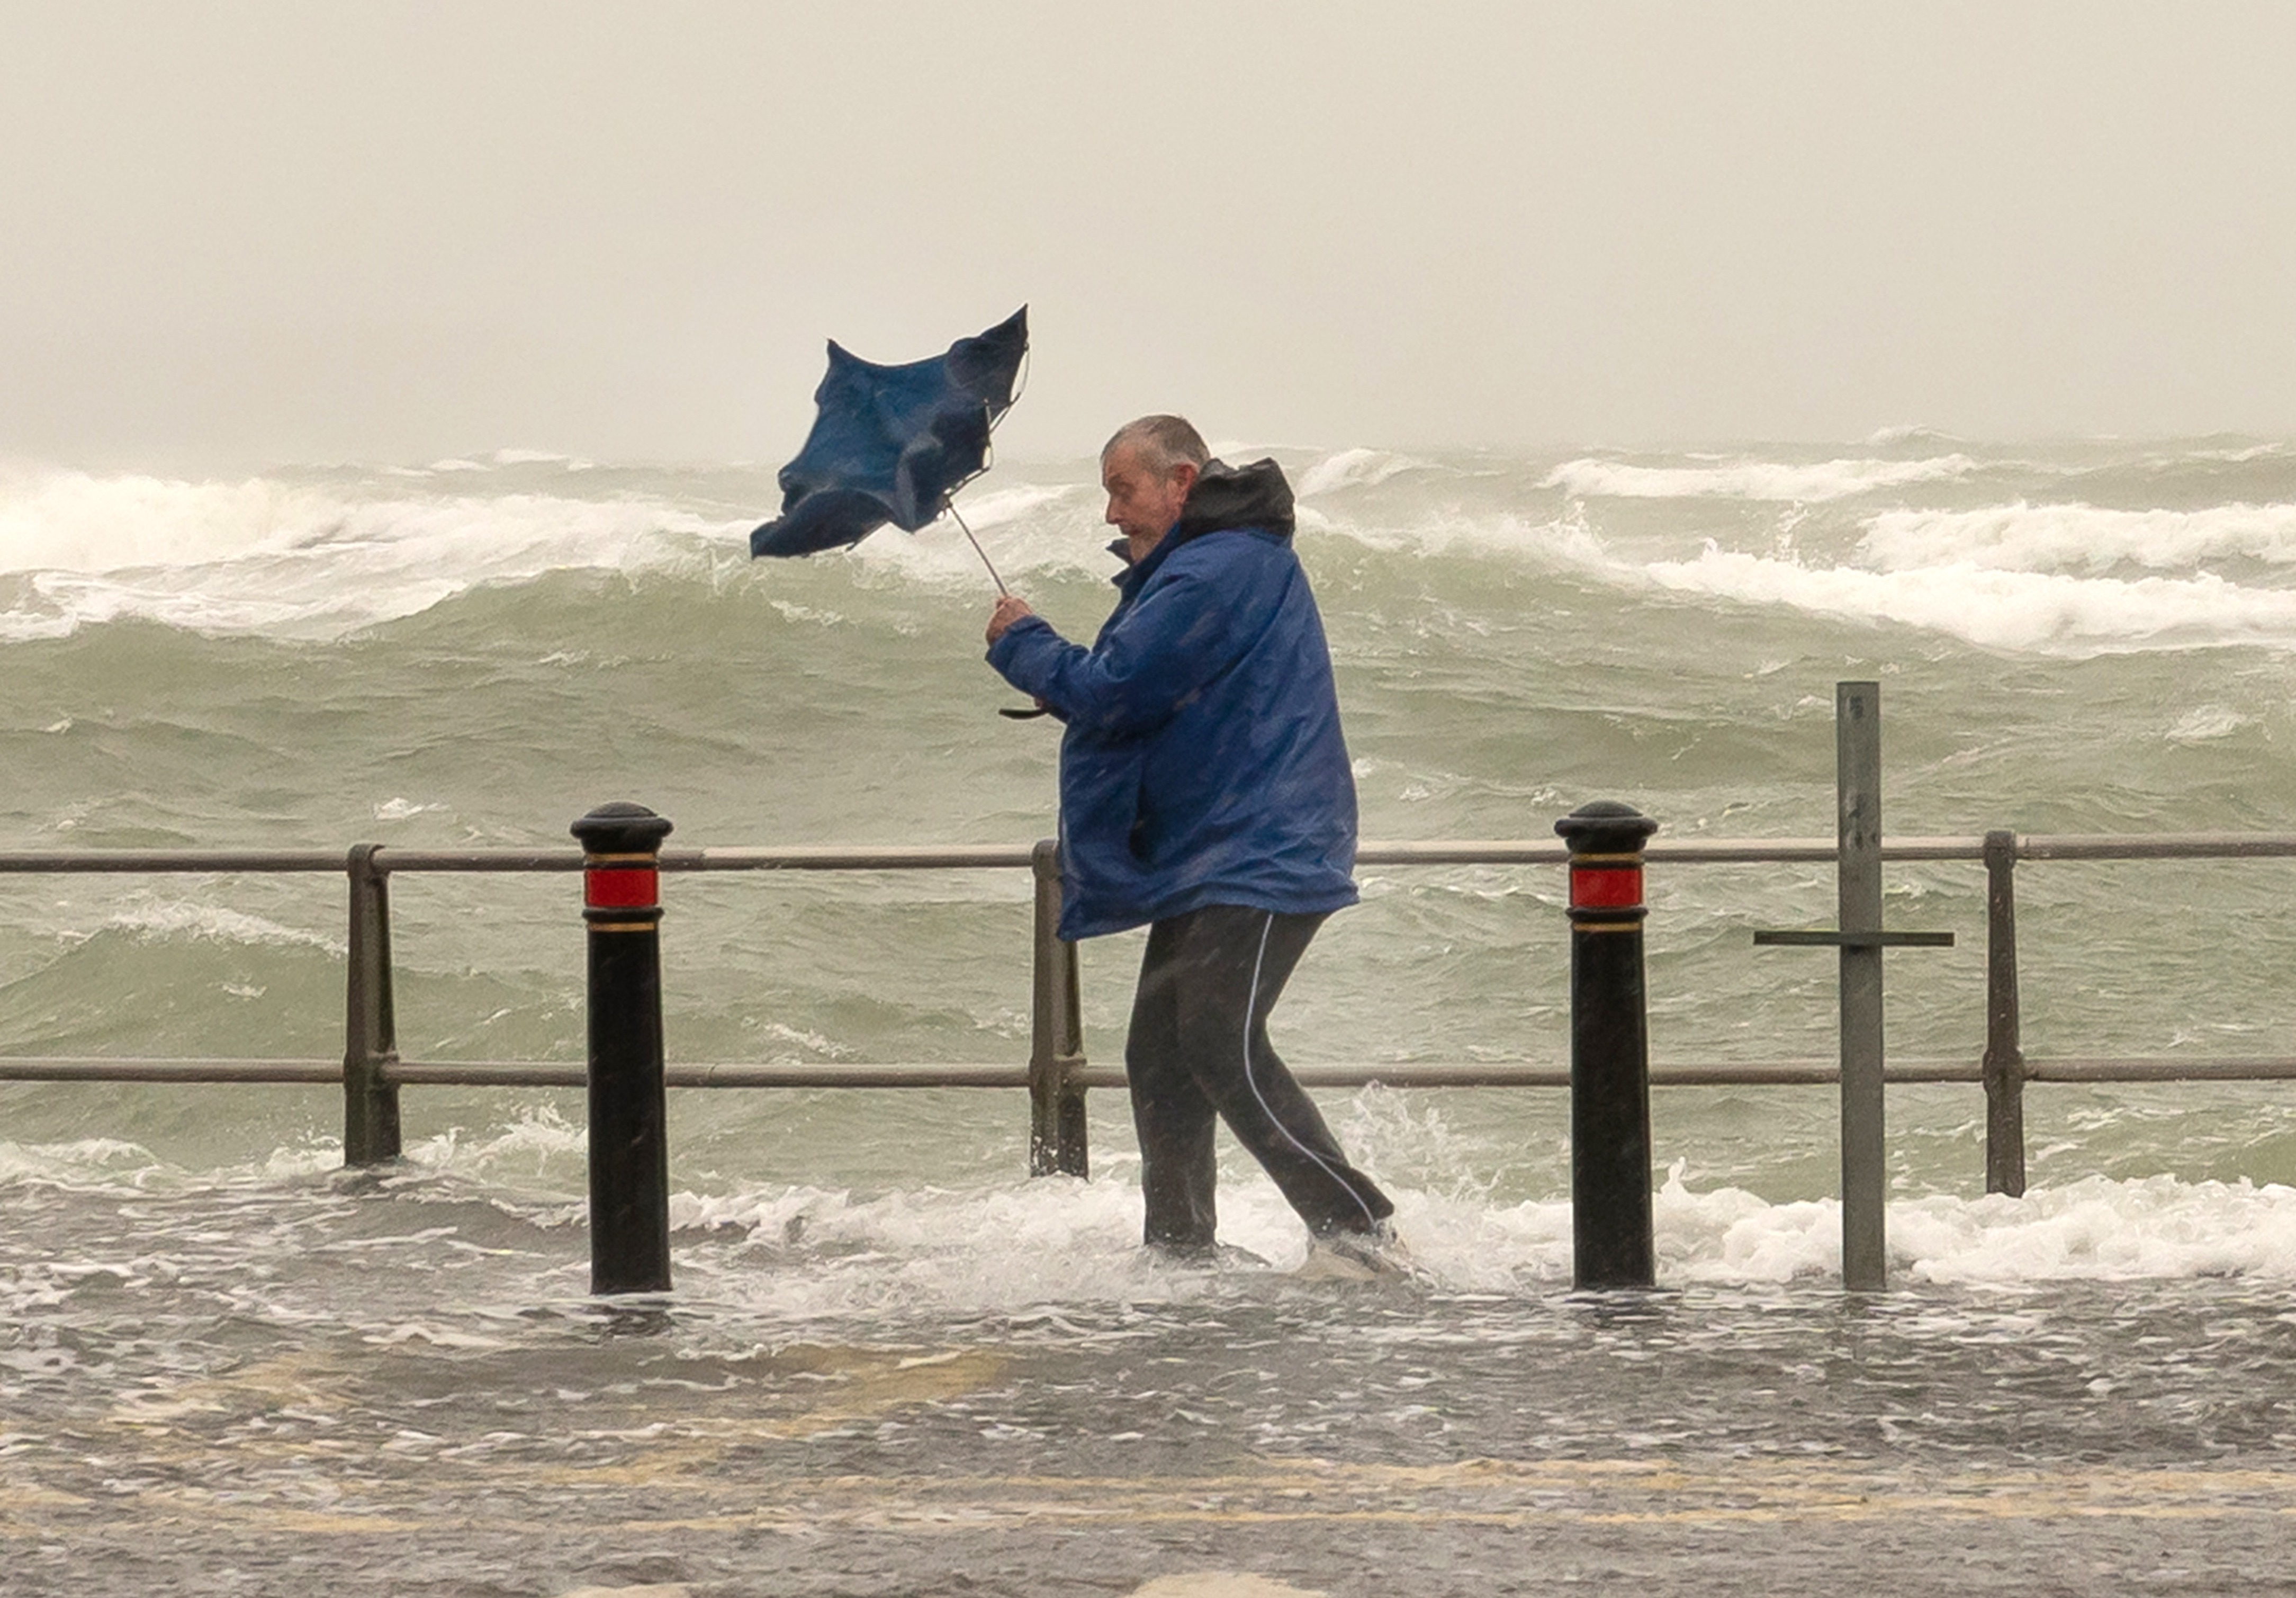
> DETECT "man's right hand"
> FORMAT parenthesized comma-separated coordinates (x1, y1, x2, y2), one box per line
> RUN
(987, 595, 1034, 644)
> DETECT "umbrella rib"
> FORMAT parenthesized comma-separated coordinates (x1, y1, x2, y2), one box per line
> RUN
(996, 346, 1031, 422)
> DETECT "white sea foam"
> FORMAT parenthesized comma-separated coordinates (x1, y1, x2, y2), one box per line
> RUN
(0, 471, 740, 641)
(70, 897, 346, 956)
(400, 1106, 589, 1198)
(0, 1137, 167, 1191)
(0, 470, 335, 574)
(485, 447, 593, 469)
(7, 1128, 2296, 1311)
(660, 1165, 2296, 1313)
(841, 482, 1113, 587)
(2166, 705, 2250, 743)
(1890, 1174, 2296, 1284)
(1638, 1169, 2296, 1285)
(1544, 454, 1978, 502)
(1861, 501, 2296, 573)
(1294, 448, 1431, 498)
(1321, 507, 1613, 570)
(1642, 544, 2296, 654)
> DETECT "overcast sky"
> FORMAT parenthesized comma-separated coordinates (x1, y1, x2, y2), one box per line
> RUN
(4, 2, 2293, 469)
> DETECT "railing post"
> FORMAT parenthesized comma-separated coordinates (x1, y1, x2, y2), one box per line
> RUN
(1982, 829, 2028, 1197)
(342, 843, 402, 1165)
(1836, 681, 1888, 1291)
(1555, 800, 1660, 1290)
(572, 802, 674, 1295)
(1028, 839, 1088, 1177)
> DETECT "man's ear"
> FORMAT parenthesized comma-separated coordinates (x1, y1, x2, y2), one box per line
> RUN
(1169, 461, 1200, 498)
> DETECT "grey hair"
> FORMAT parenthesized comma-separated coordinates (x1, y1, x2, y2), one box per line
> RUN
(1101, 414, 1210, 476)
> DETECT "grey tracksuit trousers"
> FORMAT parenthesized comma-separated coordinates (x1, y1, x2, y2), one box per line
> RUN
(1124, 903, 1394, 1252)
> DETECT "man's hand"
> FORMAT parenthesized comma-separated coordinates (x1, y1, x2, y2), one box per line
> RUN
(986, 594, 1034, 645)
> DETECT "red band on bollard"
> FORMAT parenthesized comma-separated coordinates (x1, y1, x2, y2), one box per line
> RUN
(1569, 865, 1643, 910)
(585, 865, 659, 911)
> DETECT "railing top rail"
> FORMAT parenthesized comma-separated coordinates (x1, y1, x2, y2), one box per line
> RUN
(2016, 833, 2296, 860)
(1645, 836, 1971, 863)
(360, 845, 1043, 873)
(7, 832, 2296, 876)
(375, 848, 581, 873)
(0, 849, 348, 874)
(15, 1052, 2296, 1088)
(673, 844, 1038, 872)
(379, 838, 1985, 870)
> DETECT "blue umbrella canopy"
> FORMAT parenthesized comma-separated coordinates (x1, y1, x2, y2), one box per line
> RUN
(750, 307, 1029, 560)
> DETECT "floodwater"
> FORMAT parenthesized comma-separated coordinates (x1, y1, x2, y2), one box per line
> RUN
(9, 1155, 2296, 1594)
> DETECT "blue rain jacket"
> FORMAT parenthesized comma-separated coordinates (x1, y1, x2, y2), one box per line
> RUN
(986, 457, 1358, 939)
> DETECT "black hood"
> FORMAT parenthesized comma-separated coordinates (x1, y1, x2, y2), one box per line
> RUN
(1106, 456, 1298, 571)
(1173, 457, 1295, 544)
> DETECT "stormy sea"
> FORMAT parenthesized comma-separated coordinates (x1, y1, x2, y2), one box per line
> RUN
(6, 436, 2296, 1594)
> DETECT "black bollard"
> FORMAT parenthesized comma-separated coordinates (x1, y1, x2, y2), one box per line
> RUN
(1555, 800, 1660, 1290)
(572, 801, 674, 1296)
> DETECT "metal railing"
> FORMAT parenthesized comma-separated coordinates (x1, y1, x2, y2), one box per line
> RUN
(4, 830, 2294, 1190)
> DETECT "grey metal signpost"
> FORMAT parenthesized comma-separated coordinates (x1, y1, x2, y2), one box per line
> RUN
(1755, 682, 1952, 1290)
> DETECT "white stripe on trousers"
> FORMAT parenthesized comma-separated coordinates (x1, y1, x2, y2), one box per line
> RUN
(1238, 908, 1379, 1235)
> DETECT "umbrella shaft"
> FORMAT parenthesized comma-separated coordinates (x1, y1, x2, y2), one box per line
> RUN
(948, 505, 1009, 595)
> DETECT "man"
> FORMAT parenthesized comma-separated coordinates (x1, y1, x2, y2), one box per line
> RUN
(985, 414, 1400, 1274)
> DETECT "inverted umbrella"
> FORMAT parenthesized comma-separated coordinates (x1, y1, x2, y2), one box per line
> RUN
(749, 307, 1028, 590)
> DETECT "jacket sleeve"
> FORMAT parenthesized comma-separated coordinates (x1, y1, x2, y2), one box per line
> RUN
(986, 563, 1270, 737)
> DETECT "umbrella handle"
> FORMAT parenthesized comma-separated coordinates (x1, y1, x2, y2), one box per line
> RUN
(948, 500, 1036, 717)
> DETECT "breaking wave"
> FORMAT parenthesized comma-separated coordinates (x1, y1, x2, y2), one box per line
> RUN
(1544, 454, 1979, 502)
(0, 466, 739, 642)
(1642, 545, 2296, 654)
(1861, 501, 2296, 573)
(7, 443, 2295, 658)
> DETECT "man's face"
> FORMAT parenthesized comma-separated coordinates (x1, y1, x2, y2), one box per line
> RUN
(1102, 444, 1195, 552)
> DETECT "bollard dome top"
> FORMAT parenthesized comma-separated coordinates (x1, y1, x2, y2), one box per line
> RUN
(1555, 800, 1659, 855)
(571, 802, 674, 854)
